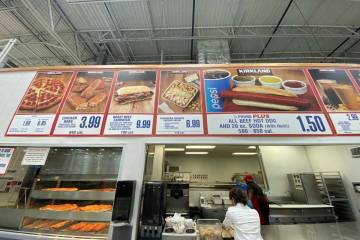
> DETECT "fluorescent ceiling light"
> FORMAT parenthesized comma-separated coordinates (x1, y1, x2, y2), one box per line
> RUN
(248, 146, 256, 149)
(232, 152, 257, 156)
(186, 145, 216, 149)
(148, 152, 154, 155)
(185, 152, 209, 155)
(165, 148, 185, 152)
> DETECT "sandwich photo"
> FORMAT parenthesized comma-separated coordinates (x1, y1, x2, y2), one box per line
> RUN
(107, 70, 157, 114)
(114, 85, 154, 105)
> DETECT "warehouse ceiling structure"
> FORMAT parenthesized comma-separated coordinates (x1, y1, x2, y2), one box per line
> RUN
(0, 0, 360, 67)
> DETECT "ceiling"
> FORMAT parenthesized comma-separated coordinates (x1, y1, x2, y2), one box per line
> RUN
(0, 0, 360, 67)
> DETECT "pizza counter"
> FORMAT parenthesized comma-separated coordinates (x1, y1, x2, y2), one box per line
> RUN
(0, 147, 127, 239)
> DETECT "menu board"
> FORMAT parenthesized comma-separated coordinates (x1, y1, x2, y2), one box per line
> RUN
(53, 71, 114, 136)
(104, 70, 156, 135)
(6, 66, 360, 137)
(204, 68, 332, 135)
(0, 148, 14, 174)
(308, 69, 360, 135)
(6, 71, 74, 136)
(155, 70, 204, 135)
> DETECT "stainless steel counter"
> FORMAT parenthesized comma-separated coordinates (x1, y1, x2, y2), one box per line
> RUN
(262, 222, 360, 240)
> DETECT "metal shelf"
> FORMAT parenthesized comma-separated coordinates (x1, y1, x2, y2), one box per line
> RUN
(19, 229, 108, 239)
(35, 175, 117, 182)
(314, 171, 355, 221)
(30, 190, 115, 201)
(24, 209, 112, 222)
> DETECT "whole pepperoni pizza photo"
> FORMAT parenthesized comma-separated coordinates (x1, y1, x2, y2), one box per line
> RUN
(17, 72, 73, 114)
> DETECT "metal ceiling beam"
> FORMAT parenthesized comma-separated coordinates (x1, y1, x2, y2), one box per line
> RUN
(0, 16, 48, 65)
(66, 0, 143, 3)
(7, 24, 357, 35)
(103, 1, 135, 60)
(190, 0, 196, 59)
(145, 0, 160, 55)
(343, 39, 360, 56)
(19, 0, 82, 64)
(259, 0, 294, 58)
(0, 0, 68, 64)
(100, 2, 131, 62)
(0, 38, 16, 65)
(0, 6, 16, 12)
(52, 0, 98, 58)
(91, 32, 360, 43)
(229, 0, 247, 49)
(324, 26, 360, 60)
(6, 25, 360, 46)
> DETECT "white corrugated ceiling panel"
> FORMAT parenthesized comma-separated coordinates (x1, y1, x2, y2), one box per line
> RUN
(10, 43, 65, 66)
(196, 0, 239, 27)
(0, 11, 30, 37)
(262, 0, 360, 59)
(106, 1, 151, 29)
(24, 0, 72, 32)
(149, 0, 193, 28)
(283, 0, 360, 26)
(230, 0, 289, 25)
(56, 0, 114, 30)
(158, 39, 191, 56)
(128, 41, 158, 56)
(227, 0, 290, 57)
(230, 38, 267, 55)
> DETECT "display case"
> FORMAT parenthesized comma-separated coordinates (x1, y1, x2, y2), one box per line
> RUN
(0, 147, 122, 239)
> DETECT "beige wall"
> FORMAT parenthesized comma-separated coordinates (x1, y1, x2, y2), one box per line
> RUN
(259, 146, 313, 197)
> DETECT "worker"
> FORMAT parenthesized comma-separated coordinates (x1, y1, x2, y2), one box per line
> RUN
(237, 182, 254, 209)
(231, 173, 253, 208)
(244, 175, 270, 225)
(223, 187, 263, 240)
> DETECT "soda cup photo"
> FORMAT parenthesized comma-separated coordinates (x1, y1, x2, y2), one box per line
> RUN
(204, 69, 232, 112)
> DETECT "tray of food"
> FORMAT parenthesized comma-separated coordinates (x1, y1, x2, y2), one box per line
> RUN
(161, 80, 199, 108)
(197, 219, 222, 240)
(24, 203, 113, 222)
(22, 218, 109, 234)
(222, 227, 234, 239)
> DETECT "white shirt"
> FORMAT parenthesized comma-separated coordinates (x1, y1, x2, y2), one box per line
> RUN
(223, 203, 263, 240)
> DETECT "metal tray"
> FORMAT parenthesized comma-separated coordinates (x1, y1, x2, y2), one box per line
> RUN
(161, 80, 199, 108)
(24, 209, 112, 222)
(20, 229, 108, 239)
(30, 190, 115, 201)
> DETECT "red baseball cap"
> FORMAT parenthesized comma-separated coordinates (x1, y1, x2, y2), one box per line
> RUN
(244, 175, 254, 182)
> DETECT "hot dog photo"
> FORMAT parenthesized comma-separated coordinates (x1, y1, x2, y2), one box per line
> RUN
(108, 70, 156, 114)
(204, 68, 322, 113)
